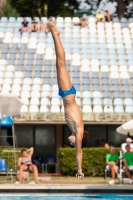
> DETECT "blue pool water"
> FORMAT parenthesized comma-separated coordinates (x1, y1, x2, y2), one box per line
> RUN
(0, 195, 133, 200)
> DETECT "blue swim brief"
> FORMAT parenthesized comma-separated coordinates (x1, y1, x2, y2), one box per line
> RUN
(58, 85, 76, 98)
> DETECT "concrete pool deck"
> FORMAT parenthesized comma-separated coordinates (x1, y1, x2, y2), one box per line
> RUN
(0, 183, 133, 194)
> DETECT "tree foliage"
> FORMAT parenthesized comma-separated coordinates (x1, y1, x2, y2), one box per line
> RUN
(9, 0, 38, 17)
(7, 0, 133, 19)
(85, 0, 133, 19)
(9, 0, 79, 17)
(0, 0, 19, 18)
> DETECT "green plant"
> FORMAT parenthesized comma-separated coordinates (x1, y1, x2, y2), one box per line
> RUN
(58, 148, 120, 176)
(0, 148, 21, 171)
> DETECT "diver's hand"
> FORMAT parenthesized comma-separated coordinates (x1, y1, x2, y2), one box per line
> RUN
(76, 172, 84, 179)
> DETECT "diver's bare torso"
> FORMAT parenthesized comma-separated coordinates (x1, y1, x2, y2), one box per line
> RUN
(62, 94, 84, 134)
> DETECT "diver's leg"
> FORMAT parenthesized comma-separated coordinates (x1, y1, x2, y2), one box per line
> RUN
(49, 21, 72, 90)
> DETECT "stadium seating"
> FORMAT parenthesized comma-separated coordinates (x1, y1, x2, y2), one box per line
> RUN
(0, 16, 133, 121)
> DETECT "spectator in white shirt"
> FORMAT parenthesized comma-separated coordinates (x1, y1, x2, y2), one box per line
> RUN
(121, 138, 133, 153)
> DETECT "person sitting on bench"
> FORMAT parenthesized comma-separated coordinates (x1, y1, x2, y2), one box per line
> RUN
(15, 147, 38, 184)
(106, 146, 119, 185)
(123, 144, 133, 184)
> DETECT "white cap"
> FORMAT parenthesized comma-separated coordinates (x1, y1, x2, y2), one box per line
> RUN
(126, 138, 132, 142)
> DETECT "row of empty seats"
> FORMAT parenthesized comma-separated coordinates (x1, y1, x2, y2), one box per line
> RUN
(0, 16, 133, 22)
(0, 82, 133, 90)
(0, 17, 133, 26)
(21, 104, 133, 113)
(21, 97, 133, 106)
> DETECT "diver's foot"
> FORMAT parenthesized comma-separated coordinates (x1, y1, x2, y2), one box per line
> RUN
(76, 172, 84, 179)
(68, 135, 76, 147)
(48, 21, 60, 36)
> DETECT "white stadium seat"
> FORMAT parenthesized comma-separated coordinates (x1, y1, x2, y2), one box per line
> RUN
(93, 98, 102, 105)
(2, 84, 11, 92)
(50, 105, 60, 113)
(21, 105, 29, 112)
(125, 106, 133, 113)
(23, 78, 32, 84)
(114, 106, 124, 113)
(31, 91, 40, 98)
(3, 78, 12, 84)
(114, 98, 123, 105)
(22, 84, 31, 91)
(51, 98, 60, 105)
(41, 98, 50, 105)
(92, 91, 102, 98)
(82, 105, 92, 113)
(14, 78, 23, 84)
(82, 91, 91, 98)
(42, 84, 51, 91)
(12, 84, 21, 91)
(124, 98, 133, 106)
(40, 105, 49, 113)
(104, 106, 114, 113)
(29, 105, 39, 113)
(93, 105, 103, 113)
(21, 98, 29, 105)
(30, 98, 40, 105)
(82, 98, 92, 105)
(103, 98, 112, 106)
(41, 91, 51, 97)
(21, 91, 30, 98)
(6, 65, 15, 71)
(32, 85, 41, 91)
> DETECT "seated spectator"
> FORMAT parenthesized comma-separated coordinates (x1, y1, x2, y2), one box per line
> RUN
(15, 147, 38, 184)
(121, 138, 133, 153)
(123, 144, 133, 184)
(21, 17, 30, 33)
(105, 10, 112, 22)
(106, 146, 119, 185)
(93, 139, 100, 147)
(105, 143, 109, 148)
(49, 16, 55, 23)
(100, 139, 106, 147)
(39, 20, 47, 32)
(81, 18, 87, 27)
(96, 11, 104, 23)
(31, 18, 38, 32)
(109, 142, 114, 147)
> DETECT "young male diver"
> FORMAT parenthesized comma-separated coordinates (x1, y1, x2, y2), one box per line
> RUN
(49, 22, 89, 178)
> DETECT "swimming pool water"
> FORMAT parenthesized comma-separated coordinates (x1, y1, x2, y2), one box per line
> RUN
(0, 195, 133, 200)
